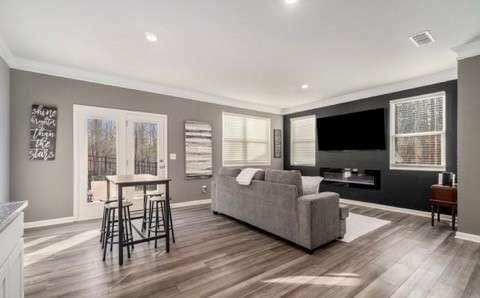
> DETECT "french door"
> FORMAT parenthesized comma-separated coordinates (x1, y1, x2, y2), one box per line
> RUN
(74, 105, 167, 220)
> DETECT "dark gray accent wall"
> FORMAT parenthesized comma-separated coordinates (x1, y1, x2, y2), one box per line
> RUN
(0, 57, 9, 204)
(10, 70, 283, 222)
(284, 80, 457, 211)
(458, 55, 480, 236)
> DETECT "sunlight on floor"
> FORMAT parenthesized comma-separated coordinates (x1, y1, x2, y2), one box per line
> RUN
(25, 230, 99, 267)
(24, 235, 58, 249)
(262, 273, 362, 286)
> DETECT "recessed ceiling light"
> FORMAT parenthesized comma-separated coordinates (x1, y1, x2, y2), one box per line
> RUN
(144, 32, 158, 42)
(285, 0, 298, 4)
(301, 84, 309, 89)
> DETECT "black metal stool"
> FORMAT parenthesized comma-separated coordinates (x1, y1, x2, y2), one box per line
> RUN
(141, 191, 165, 231)
(99, 195, 124, 246)
(147, 196, 175, 248)
(102, 200, 135, 261)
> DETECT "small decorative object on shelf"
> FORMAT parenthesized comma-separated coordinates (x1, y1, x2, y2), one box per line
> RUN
(438, 172, 456, 186)
(430, 184, 457, 230)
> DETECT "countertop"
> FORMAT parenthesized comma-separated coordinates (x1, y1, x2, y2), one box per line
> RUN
(0, 201, 28, 233)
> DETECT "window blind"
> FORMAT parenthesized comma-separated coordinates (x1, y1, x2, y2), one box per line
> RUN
(290, 116, 316, 166)
(390, 92, 446, 171)
(222, 113, 271, 166)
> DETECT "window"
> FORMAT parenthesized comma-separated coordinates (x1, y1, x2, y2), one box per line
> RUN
(290, 115, 316, 166)
(390, 91, 446, 171)
(222, 112, 271, 166)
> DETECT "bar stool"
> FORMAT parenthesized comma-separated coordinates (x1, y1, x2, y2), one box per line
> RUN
(147, 196, 175, 248)
(102, 200, 135, 261)
(99, 196, 124, 246)
(141, 191, 165, 231)
(131, 191, 163, 232)
(155, 194, 175, 244)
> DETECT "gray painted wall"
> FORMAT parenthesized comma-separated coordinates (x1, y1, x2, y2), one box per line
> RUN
(458, 55, 480, 236)
(0, 57, 9, 204)
(10, 70, 283, 222)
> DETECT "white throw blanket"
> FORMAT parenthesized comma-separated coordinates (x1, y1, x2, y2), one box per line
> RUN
(236, 168, 261, 185)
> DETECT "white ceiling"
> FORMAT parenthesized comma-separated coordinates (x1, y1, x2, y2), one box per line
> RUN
(0, 0, 479, 113)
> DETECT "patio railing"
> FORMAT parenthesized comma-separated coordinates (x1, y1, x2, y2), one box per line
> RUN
(88, 155, 158, 186)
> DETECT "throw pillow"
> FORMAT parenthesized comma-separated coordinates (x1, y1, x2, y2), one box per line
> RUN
(302, 176, 324, 195)
(265, 169, 303, 197)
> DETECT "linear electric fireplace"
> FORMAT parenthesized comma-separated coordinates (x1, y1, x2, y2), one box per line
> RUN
(320, 168, 381, 190)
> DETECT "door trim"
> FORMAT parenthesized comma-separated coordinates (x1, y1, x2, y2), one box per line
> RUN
(73, 104, 168, 220)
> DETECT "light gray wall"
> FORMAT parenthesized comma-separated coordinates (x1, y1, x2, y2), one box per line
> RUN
(10, 70, 283, 222)
(0, 57, 9, 204)
(457, 55, 480, 236)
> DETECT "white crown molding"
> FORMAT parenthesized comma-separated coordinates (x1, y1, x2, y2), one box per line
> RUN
(2, 33, 462, 116)
(8, 56, 282, 115)
(1, 33, 279, 114)
(0, 36, 14, 67)
(452, 38, 480, 60)
(455, 231, 480, 243)
(282, 68, 458, 115)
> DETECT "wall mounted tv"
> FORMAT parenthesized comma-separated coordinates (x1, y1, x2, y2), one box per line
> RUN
(317, 108, 386, 150)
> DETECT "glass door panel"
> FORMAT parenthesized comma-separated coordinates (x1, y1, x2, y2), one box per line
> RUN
(122, 114, 167, 207)
(87, 119, 117, 202)
(125, 116, 166, 201)
(134, 122, 158, 192)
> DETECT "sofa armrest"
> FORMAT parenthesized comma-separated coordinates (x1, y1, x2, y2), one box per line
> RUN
(297, 192, 341, 249)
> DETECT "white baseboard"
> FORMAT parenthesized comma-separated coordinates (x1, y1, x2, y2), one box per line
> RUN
(455, 232, 480, 243)
(25, 199, 462, 234)
(339, 198, 453, 221)
(171, 199, 211, 209)
(24, 199, 212, 229)
(343, 198, 480, 244)
(24, 216, 76, 229)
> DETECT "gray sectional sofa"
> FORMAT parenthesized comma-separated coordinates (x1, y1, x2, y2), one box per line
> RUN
(211, 168, 349, 252)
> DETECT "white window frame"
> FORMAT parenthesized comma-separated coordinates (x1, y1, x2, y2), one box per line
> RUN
(290, 115, 316, 167)
(389, 91, 446, 171)
(222, 112, 271, 167)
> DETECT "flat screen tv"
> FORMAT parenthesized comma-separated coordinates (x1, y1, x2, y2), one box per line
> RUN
(317, 108, 386, 150)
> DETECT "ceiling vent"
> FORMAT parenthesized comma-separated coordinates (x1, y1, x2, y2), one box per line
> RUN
(409, 31, 435, 47)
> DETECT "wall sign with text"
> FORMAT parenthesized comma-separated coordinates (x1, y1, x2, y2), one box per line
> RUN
(28, 104, 58, 160)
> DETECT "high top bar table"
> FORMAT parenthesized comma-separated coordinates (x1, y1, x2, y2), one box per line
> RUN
(106, 174, 172, 265)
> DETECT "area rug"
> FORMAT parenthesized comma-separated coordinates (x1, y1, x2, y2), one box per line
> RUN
(340, 213, 391, 242)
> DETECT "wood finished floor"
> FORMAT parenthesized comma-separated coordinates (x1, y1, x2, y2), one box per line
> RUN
(24, 204, 480, 298)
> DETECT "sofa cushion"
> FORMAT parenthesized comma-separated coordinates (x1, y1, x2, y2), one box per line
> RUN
(218, 167, 241, 177)
(265, 169, 303, 197)
(253, 170, 265, 181)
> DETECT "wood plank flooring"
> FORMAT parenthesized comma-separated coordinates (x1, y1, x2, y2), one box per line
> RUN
(24, 204, 480, 298)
